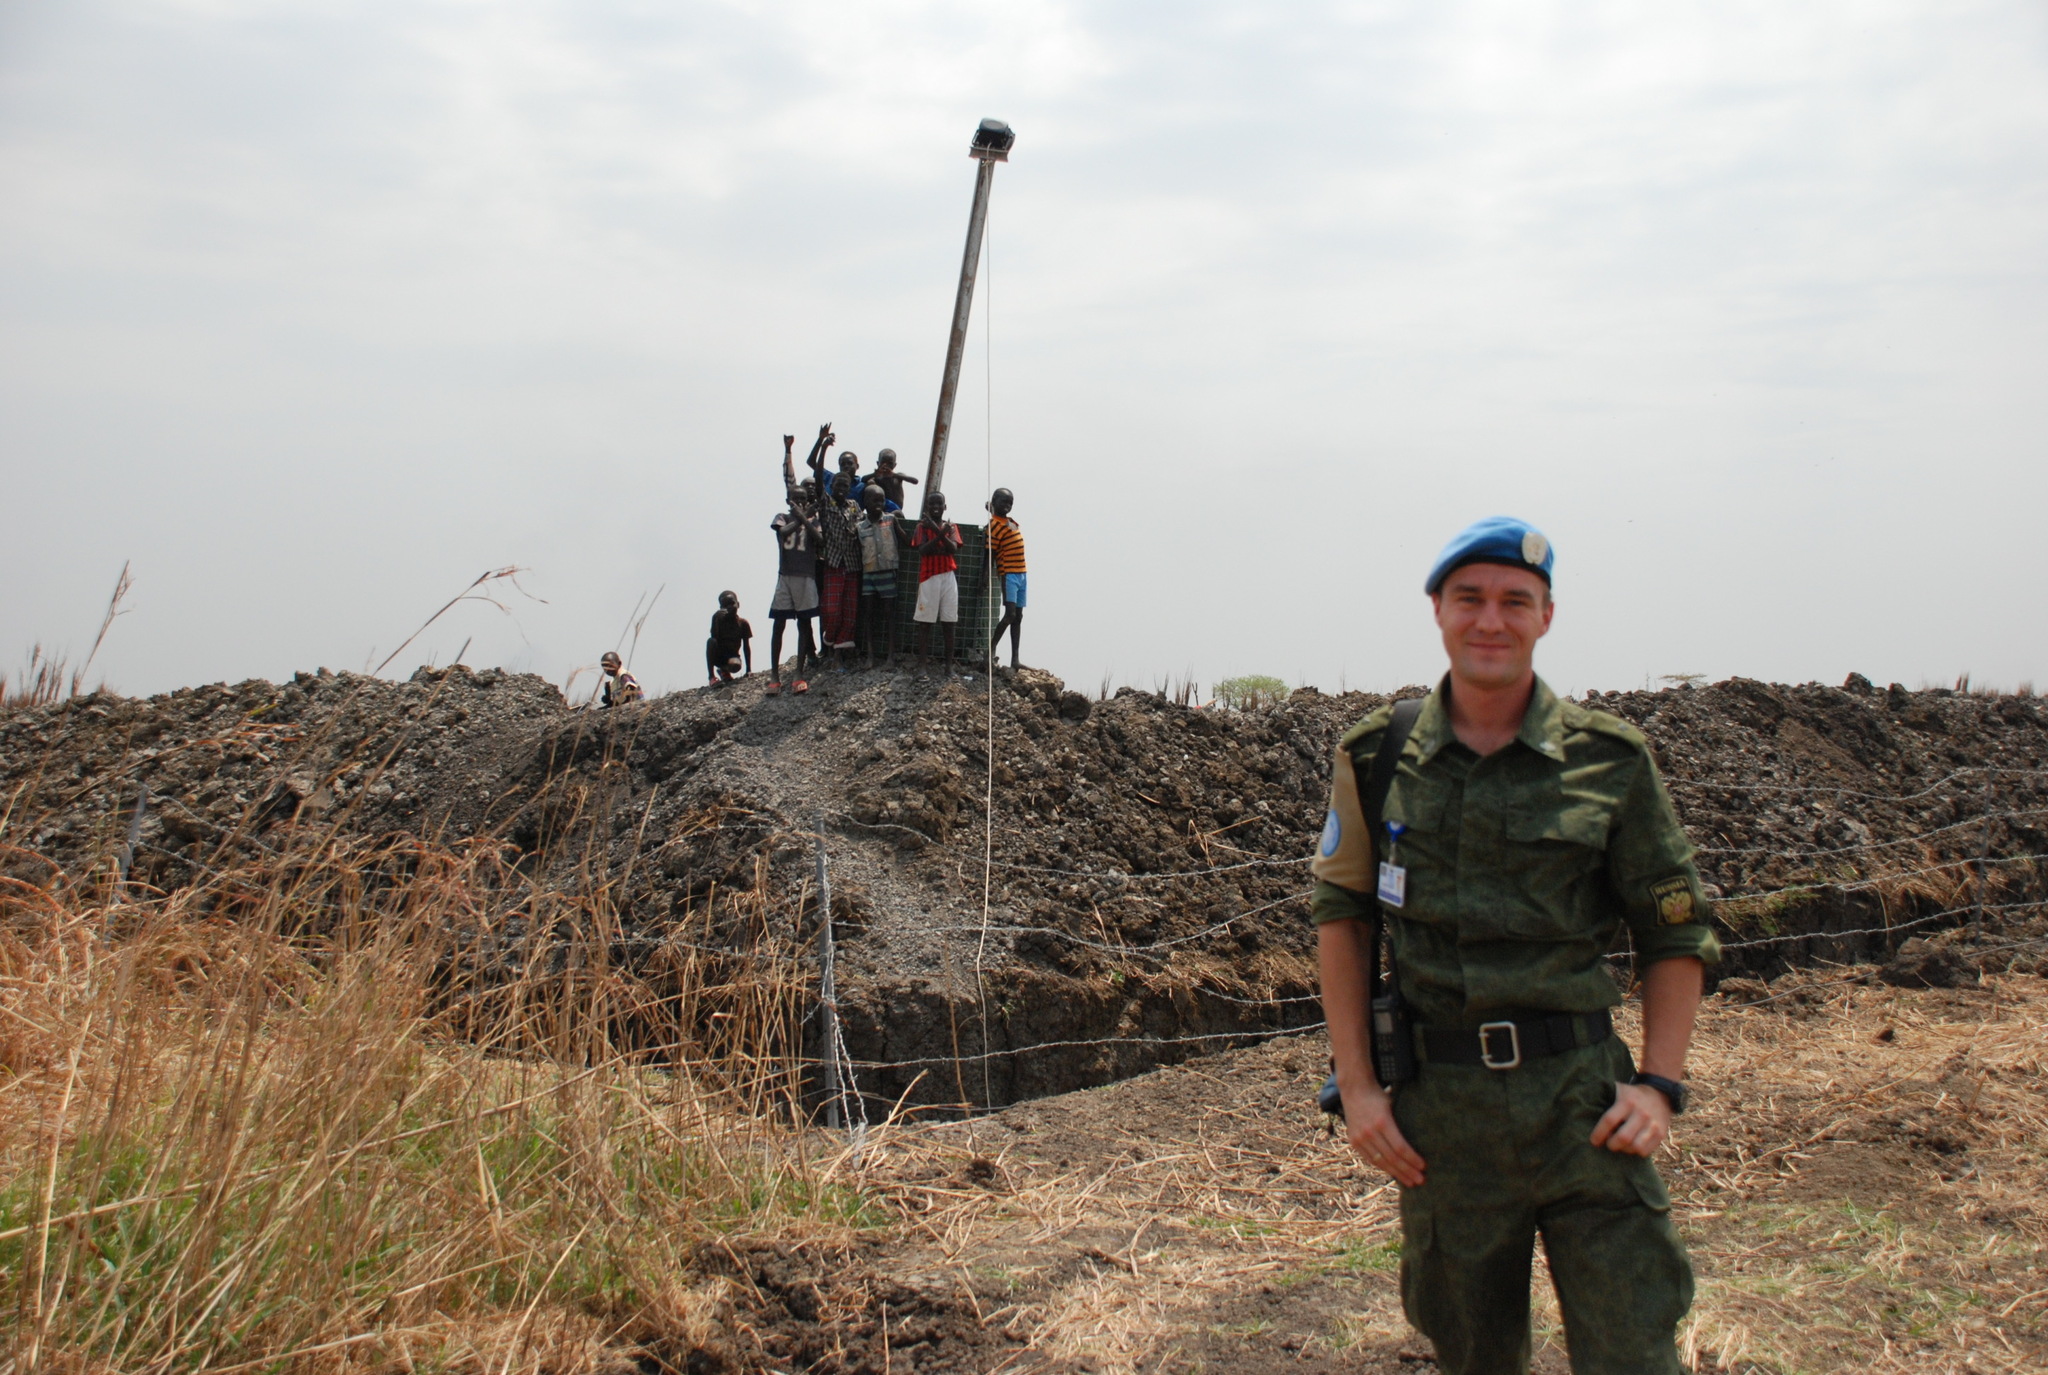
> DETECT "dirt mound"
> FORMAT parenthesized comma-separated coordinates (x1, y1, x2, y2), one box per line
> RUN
(677, 1241, 1023, 1374)
(4, 665, 2045, 1111)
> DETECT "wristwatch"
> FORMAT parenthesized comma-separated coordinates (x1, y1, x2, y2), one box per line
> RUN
(1629, 1072, 1686, 1115)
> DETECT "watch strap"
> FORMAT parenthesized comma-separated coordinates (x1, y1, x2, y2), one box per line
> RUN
(1630, 1072, 1686, 1115)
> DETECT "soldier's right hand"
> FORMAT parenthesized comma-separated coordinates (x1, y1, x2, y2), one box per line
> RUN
(1343, 1081, 1427, 1187)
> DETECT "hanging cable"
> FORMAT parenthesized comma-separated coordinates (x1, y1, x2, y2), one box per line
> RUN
(976, 204, 997, 1112)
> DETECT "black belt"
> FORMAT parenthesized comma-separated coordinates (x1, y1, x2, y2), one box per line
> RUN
(1420, 1009, 1612, 1069)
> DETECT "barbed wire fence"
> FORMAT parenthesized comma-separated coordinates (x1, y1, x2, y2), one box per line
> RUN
(773, 772, 2048, 1124)
(23, 723, 2048, 1126)
(453, 779, 2045, 1123)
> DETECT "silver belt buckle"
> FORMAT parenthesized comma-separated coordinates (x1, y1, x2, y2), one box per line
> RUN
(1478, 1021, 1522, 1070)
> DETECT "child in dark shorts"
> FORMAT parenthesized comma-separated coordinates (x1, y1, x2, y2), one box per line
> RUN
(856, 484, 901, 665)
(707, 591, 753, 684)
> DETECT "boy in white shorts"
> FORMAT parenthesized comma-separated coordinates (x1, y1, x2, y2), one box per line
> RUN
(909, 492, 963, 673)
(768, 498, 821, 694)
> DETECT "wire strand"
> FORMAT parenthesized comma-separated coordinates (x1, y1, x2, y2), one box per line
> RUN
(1663, 764, 2048, 802)
(837, 929, 2048, 1074)
(1695, 807, 2048, 859)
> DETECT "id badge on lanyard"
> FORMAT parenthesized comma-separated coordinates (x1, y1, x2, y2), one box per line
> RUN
(1377, 822, 1408, 908)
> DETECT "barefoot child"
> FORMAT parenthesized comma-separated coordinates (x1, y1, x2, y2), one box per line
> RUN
(707, 591, 753, 685)
(857, 484, 902, 666)
(768, 482, 821, 695)
(908, 492, 963, 673)
(985, 487, 1027, 672)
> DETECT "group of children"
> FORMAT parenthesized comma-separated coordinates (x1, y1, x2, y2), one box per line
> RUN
(749, 424, 1026, 694)
(592, 425, 1028, 708)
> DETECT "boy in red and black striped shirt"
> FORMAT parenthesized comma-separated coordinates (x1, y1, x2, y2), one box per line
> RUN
(985, 488, 1027, 672)
(908, 492, 964, 673)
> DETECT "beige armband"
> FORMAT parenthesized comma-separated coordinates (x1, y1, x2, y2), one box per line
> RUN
(1309, 743, 1376, 892)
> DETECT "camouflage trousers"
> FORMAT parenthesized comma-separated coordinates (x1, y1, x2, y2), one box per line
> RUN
(1392, 1036, 1694, 1375)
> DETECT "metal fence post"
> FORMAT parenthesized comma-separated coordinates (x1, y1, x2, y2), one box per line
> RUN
(116, 785, 147, 893)
(814, 815, 841, 1130)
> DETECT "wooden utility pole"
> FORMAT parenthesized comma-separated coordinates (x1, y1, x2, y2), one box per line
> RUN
(922, 119, 1014, 504)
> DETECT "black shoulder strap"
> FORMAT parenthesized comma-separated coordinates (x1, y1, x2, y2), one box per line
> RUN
(1362, 697, 1423, 844)
(1361, 696, 1424, 1002)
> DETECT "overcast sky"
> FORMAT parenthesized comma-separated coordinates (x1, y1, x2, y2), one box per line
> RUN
(4, 0, 2045, 703)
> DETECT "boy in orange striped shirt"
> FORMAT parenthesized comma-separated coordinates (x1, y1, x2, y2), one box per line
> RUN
(985, 487, 1027, 672)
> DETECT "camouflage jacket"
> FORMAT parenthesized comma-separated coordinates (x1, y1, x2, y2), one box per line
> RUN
(1310, 676, 1718, 1025)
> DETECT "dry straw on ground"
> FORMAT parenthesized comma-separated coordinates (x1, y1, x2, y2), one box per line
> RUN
(7, 831, 2045, 1374)
(822, 970, 2048, 1374)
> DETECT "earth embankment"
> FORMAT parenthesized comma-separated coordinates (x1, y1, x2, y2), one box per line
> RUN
(4, 665, 2044, 1111)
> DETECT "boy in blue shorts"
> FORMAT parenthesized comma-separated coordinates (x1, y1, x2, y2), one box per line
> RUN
(985, 487, 1027, 672)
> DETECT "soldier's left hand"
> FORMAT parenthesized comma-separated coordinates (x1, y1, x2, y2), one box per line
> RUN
(1591, 1083, 1672, 1156)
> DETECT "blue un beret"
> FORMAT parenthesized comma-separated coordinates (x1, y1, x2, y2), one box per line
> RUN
(1425, 516, 1555, 594)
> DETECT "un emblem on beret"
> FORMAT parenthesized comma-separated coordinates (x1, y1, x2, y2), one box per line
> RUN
(1521, 531, 1549, 566)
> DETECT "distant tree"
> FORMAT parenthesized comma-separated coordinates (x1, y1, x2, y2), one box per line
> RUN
(1660, 673, 1707, 689)
(1214, 674, 1289, 711)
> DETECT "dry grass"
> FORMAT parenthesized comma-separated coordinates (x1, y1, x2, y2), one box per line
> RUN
(0, 838, 863, 1374)
(1672, 973, 2048, 1374)
(1, 564, 132, 712)
(831, 975, 2048, 1374)
(3, 843, 2041, 1373)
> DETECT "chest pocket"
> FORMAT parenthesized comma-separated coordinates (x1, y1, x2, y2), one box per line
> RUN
(1506, 801, 1614, 850)
(1497, 797, 1616, 938)
(1383, 770, 1450, 835)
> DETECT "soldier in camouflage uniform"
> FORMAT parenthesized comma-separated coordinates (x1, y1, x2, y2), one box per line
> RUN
(1312, 516, 1718, 1375)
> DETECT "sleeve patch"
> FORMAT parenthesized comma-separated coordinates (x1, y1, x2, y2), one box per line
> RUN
(1320, 810, 1342, 857)
(1651, 876, 1696, 925)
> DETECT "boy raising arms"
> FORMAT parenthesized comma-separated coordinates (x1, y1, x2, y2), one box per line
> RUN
(815, 472, 865, 664)
(768, 484, 821, 695)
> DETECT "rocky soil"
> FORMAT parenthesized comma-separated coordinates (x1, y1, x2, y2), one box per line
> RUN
(4, 665, 2046, 1112)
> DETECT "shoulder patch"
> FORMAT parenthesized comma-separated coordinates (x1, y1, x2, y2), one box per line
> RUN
(1650, 875, 1696, 925)
(1336, 703, 1398, 753)
(1563, 701, 1648, 749)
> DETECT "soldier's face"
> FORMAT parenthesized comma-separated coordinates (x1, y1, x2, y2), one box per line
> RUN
(1432, 564, 1553, 690)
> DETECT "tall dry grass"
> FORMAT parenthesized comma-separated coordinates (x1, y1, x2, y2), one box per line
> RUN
(1, 564, 133, 713)
(0, 835, 857, 1374)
